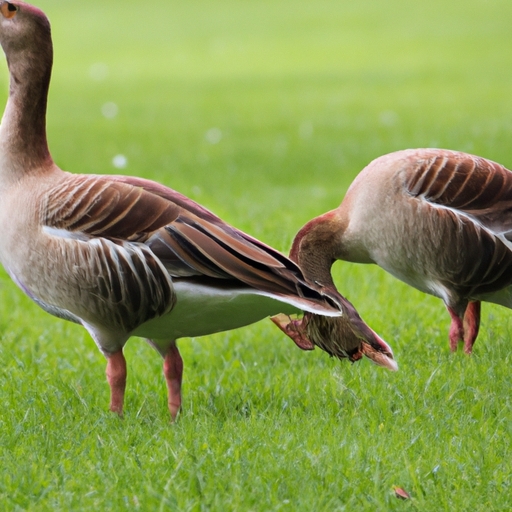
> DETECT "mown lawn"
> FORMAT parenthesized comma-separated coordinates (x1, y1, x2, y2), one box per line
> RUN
(1, 0, 512, 510)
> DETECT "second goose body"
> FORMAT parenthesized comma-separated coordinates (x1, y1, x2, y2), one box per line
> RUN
(292, 148, 512, 353)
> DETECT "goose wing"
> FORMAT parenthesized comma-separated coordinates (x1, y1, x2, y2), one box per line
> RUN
(42, 174, 178, 332)
(404, 149, 512, 233)
(44, 174, 341, 322)
(111, 175, 341, 313)
(401, 149, 512, 297)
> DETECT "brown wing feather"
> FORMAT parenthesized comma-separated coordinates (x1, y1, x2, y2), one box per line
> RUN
(404, 150, 512, 220)
(401, 150, 512, 298)
(106, 174, 223, 224)
(109, 174, 311, 269)
(43, 174, 340, 316)
(40, 235, 175, 334)
(433, 209, 512, 297)
(160, 218, 301, 295)
(105, 175, 341, 307)
(46, 174, 181, 240)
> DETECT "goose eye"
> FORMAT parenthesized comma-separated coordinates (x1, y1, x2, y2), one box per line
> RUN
(1, 2, 17, 18)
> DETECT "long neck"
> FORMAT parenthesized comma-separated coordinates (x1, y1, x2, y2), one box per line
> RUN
(290, 209, 345, 289)
(0, 28, 53, 180)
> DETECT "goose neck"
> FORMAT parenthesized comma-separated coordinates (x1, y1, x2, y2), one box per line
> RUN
(0, 31, 53, 178)
(290, 210, 344, 289)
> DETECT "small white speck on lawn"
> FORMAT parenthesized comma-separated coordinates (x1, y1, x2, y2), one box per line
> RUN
(89, 62, 109, 81)
(112, 154, 128, 169)
(101, 102, 119, 119)
(379, 110, 398, 127)
(311, 186, 327, 199)
(299, 120, 313, 139)
(205, 127, 222, 144)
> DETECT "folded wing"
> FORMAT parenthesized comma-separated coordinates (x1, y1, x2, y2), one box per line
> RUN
(42, 173, 340, 333)
(402, 150, 512, 297)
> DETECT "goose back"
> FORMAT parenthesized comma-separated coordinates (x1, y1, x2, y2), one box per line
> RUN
(340, 149, 512, 310)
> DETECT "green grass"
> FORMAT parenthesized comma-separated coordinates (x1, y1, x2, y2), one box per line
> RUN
(1, 0, 512, 509)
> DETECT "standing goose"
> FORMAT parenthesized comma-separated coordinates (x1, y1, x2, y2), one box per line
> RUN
(0, 1, 395, 420)
(288, 147, 512, 354)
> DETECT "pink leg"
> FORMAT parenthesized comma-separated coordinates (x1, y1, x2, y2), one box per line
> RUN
(106, 350, 127, 416)
(447, 306, 464, 352)
(463, 301, 481, 354)
(270, 314, 315, 350)
(163, 343, 183, 422)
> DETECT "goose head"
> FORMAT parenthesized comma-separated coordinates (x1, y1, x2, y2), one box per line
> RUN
(0, 1, 51, 74)
(272, 210, 397, 371)
(0, 1, 53, 176)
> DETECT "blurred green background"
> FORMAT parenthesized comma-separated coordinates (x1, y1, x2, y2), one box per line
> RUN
(19, 0, 511, 247)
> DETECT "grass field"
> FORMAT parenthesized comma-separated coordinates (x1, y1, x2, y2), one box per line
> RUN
(1, 0, 512, 509)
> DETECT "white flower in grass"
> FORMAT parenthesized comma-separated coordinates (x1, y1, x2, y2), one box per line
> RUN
(205, 127, 222, 144)
(89, 62, 109, 81)
(112, 154, 128, 169)
(101, 102, 118, 119)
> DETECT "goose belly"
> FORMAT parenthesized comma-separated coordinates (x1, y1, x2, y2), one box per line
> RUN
(132, 280, 299, 340)
(380, 262, 452, 302)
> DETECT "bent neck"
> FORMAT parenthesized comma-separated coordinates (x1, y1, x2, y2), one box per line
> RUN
(0, 29, 53, 181)
(290, 209, 345, 289)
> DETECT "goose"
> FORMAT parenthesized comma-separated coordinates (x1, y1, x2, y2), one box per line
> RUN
(287, 147, 512, 354)
(0, 1, 396, 420)
(271, 230, 398, 370)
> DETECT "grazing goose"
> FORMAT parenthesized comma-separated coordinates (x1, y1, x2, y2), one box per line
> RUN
(0, 1, 395, 420)
(288, 147, 512, 354)
(271, 229, 397, 370)
(271, 304, 398, 371)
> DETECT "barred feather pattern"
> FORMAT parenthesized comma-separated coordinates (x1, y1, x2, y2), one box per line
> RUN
(396, 150, 512, 301)
(35, 231, 175, 334)
(44, 174, 180, 240)
(36, 173, 340, 341)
